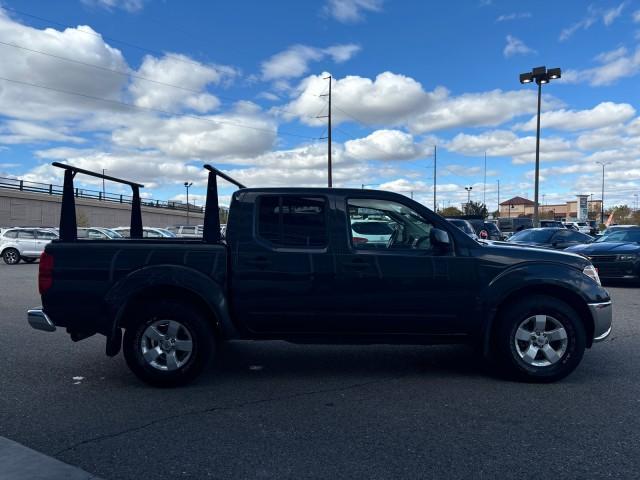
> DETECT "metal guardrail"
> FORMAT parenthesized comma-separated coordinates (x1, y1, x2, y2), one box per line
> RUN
(0, 175, 205, 214)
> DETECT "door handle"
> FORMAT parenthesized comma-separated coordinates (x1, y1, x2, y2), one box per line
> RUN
(245, 256, 271, 267)
(344, 259, 370, 270)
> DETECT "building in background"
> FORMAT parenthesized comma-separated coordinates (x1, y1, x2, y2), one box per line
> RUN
(499, 196, 603, 221)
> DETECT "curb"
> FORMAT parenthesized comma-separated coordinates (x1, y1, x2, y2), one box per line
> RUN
(0, 436, 102, 480)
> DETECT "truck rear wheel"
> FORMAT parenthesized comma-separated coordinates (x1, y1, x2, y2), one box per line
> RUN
(123, 300, 215, 387)
(495, 295, 586, 383)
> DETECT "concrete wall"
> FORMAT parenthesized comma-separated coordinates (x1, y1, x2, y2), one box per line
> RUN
(0, 189, 204, 228)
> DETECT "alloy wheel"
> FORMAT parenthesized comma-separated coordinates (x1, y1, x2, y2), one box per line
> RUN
(514, 314, 568, 367)
(140, 320, 194, 371)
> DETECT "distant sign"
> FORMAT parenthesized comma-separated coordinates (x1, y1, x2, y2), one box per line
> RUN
(577, 195, 588, 221)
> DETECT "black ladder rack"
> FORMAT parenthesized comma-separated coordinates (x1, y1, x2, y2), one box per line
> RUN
(202, 164, 246, 243)
(52, 162, 145, 241)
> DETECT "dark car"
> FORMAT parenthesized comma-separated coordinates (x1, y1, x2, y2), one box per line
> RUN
(540, 220, 564, 228)
(508, 228, 593, 250)
(27, 163, 612, 386)
(497, 217, 533, 238)
(566, 227, 640, 282)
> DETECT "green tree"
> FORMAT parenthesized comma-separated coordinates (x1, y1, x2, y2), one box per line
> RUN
(466, 201, 488, 218)
(439, 206, 463, 217)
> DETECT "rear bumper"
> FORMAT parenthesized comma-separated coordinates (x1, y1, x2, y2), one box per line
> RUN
(589, 301, 612, 343)
(27, 308, 56, 332)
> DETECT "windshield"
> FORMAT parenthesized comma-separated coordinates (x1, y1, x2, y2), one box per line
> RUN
(103, 229, 123, 238)
(448, 219, 474, 235)
(595, 230, 640, 243)
(509, 229, 555, 243)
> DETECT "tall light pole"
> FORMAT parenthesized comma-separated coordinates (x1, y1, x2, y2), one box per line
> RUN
(519, 66, 561, 228)
(596, 161, 610, 225)
(102, 168, 106, 200)
(497, 179, 500, 217)
(465, 186, 472, 214)
(184, 181, 193, 225)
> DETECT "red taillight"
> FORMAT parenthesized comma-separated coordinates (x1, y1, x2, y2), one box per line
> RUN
(39, 251, 54, 295)
(352, 237, 368, 244)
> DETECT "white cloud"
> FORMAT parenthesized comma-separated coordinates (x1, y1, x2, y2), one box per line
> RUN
(563, 47, 640, 86)
(111, 103, 277, 159)
(344, 129, 426, 161)
(515, 102, 636, 132)
(496, 12, 531, 22)
(280, 71, 432, 127)
(0, 9, 128, 121)
(503, 35, 536, 57)
(408, 89, 547, 133)
(603, 2, 626, 26)
(261, 44, 360, 81)
(81, 0, 145, 12)
(633, 10, 640, 23)
(446, 130, 576, 165)
(560, 3, 626, 41)
(0, 120, 85, 144)
(129, 54, 237, 113)
(323, 0, 383, 23)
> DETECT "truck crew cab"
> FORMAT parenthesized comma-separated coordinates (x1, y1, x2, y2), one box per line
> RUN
(28, 164, 612, 386)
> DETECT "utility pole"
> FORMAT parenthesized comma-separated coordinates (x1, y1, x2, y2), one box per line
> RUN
(433, 145, 437, 211)
(597, 161, 610, 225)
(319, 75, 332, 187)
(102, 169, 106, 200)
(483, 151, 487, 207)
(497, 179, 500, 216)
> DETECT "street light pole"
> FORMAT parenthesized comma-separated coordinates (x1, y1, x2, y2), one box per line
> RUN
(596, 161, 610, 225)
(519, 66, 561, 228)
(184, 181, 193, 226)
(102, 169, 106, 200)
(465, 186, 472, 214)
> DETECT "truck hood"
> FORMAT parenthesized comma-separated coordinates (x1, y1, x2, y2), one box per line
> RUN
(479, 240, 589, 269)
(566, 242, 640, 255)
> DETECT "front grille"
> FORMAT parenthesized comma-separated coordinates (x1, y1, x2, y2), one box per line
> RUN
(588, 255, 617, 263)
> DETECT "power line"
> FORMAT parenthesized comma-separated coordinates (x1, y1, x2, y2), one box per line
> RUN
(1, 5, 210, 70)
(0, 75, 319, 140)
(0, 39, 323, 122)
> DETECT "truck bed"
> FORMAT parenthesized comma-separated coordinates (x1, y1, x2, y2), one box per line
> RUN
(42, 239, 227, 335)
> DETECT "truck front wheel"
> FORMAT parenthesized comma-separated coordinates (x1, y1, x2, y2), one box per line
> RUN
(123, 300, 216, 387)
(495, 295, 586, 383)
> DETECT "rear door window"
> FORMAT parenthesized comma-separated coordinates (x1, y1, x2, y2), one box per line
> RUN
(257, 195, 328, 248)
(17, 230, 35, 239)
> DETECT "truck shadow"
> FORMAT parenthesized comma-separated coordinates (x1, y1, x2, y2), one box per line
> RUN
(206, 341, 489, 383)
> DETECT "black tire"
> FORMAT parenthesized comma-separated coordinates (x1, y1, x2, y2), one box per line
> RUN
(22, 257, 37, 263)
(123, 300, 216, 387)
(2, 248, 20, 265)
(494, 295, 586, 383)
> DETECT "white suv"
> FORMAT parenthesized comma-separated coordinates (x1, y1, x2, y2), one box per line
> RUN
(0, 228, 58, 264)
(565, 222, 592, 235)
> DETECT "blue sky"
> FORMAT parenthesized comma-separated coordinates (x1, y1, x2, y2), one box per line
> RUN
(0, 0, 639, 210)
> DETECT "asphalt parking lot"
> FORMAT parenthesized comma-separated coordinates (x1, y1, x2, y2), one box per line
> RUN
(1, 262, 639, 479)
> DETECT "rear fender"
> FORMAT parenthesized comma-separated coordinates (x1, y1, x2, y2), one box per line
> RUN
(104, 265, 237, 354)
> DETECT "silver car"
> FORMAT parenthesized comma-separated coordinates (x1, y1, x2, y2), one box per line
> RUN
(0, 228, 58, 264)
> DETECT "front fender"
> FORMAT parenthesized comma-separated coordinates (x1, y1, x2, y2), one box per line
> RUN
(104, 264, 237, 339)
(479, 262, 610, 354)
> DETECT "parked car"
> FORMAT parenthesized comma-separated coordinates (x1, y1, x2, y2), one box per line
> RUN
(113, 227, 176, 238)
(540, 220, 564, 228)
(446, 218, 479, 240)
(603, 224, 640, 234)
(565, 222, 591, 234)
(351, 219, 394, 244)
(1, 227, 58, 264)
(507, 228, 592, 250)
(167, 225, 203, 238)
(28, 163, 612, 387)
(497, 217, 533, 238)
(77, 227, 123, 240)
(566, 227, 640, 282)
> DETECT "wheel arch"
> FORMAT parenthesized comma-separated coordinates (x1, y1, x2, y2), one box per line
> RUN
(483, 283, 595, 356)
